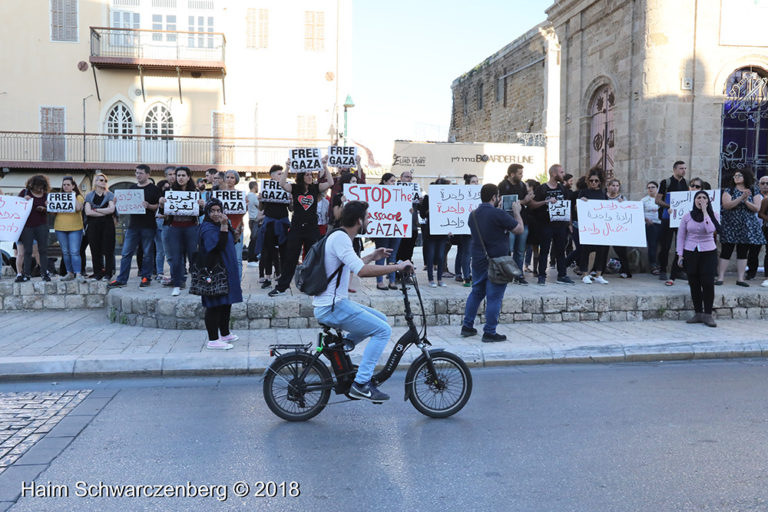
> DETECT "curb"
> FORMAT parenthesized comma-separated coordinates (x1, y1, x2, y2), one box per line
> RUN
(0, 340, 765, 380)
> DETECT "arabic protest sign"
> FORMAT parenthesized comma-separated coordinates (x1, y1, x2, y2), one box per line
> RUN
(164, 191, 199, 216)
(548, 199, 571, 222)
(259, 180, 291, 204)
(428, 185, 482, 235)
(115, 189, 146, 215)
(396, 182, 421, 203)
(328, 146, 357, 168)
(288, 147, 323, 173)
(0, 196, 33, 242)
(668, 189, 721, 228)
(577, 200, 646, 247)
(212, 190, 246, 215)
(343, 184, 413, 237)
(501, 195, 518, 212)
(46, 192, 76, 214)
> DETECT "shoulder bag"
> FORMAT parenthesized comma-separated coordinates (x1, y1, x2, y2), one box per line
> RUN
(471, 210, 522, 284)
(189, 233, 229, 297)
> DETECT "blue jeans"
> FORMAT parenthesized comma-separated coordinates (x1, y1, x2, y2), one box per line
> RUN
(154, 218, 168, 275)
(234, 238, 243, 282)
(314, 299, 391, 385)
(423, 234, 447, 282)
(463, 265, 508, 335)
(55, 230, 83, 275)
(454, 235, 471, 281)
(374, 238, 401, 284)
(646, 222, 661, 268)
(166, 225, 199, 287)
(115, 227, 156, 283)
(508, 225, 528, 270)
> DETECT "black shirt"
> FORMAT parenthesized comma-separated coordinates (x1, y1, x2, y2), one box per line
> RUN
(575, 188, 608, 221)
(291, 183, 320, 226)
(657, 176, 687, 220)
(263, 202, 289, 220)
(532, 182, 569, 225)
(128, 183, 161, 230)
(504, 181, 529, 224)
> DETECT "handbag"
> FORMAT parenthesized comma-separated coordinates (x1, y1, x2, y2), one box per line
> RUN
(189, 237, 229, 297)
(471, 210, 523, 284)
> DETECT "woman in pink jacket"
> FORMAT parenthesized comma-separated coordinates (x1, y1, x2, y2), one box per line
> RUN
(677, 190, 720, 327)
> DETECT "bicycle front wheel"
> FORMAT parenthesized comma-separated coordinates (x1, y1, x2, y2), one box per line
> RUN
(407, 352, 472, 418)
(263, 353, 332, 422)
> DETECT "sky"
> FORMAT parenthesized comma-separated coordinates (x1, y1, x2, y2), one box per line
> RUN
(350, 0, 554, 166)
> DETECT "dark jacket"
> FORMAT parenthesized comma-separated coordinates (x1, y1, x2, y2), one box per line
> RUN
(199, 221, 243, 308)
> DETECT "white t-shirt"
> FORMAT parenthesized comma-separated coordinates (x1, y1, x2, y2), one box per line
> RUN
(642, 195, 660, 224)
(312, 230, 365, 307)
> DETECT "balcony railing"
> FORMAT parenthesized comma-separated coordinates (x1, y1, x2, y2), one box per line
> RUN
(0, 132, 327, 168)
(90, 26, 226, 69)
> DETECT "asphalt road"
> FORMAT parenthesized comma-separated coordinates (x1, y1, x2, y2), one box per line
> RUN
(4, 359, 768, 511)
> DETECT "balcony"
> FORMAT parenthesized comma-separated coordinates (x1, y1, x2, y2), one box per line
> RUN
(0, 131, 326, 172)
(89, 27, 226, 72)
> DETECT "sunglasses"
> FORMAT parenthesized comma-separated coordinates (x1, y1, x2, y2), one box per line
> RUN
(588, 179, 600, 183)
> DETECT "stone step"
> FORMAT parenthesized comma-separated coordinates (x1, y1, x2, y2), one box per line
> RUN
(0, 279, 107, 311)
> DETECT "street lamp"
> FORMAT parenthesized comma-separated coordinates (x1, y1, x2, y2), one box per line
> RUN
(343, 94, 355, 145)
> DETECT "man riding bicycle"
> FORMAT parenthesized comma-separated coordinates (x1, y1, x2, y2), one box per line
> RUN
(313, 200, 414, 402)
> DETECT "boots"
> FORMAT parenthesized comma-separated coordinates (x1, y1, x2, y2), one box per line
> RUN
(701, 314, 717, 328)
(686, 313, 702, 324)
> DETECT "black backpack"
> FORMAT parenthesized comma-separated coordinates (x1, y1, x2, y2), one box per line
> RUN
(295, 228, 345, 296)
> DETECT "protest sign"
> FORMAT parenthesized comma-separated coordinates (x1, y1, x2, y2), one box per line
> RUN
(396, 182, 422, 203)
(0, 196, 33, 242)
(115, 189, 146, 214)
(501, 195, 518, 212)
(548, 199, 571, 222)
(46, 192, 76, 213)
(259, 180, 291, 204)
(343, 184, 413, 237)
(288, 147, 323, 172)
(212, 190, 246, 215)
(327, 146, 357, 168)
(577, 200, 646, 247)
(165, 191, 199, 216)
(668, 189, 721, 228)
(428, 185, 482, 235)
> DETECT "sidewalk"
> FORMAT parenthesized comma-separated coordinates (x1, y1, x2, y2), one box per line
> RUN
(0, 310, 765, 379)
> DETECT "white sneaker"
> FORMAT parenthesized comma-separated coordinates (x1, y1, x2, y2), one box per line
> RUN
(582, 275, 593, 284)
(171, 287, 181, 296)
(207, 340, 233, 350)
(219, 333, 239, 342)
(762, 279, 768, 287)
(593, 276, 609, 285)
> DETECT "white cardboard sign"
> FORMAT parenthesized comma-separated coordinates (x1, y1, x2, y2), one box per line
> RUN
(577, 200, 647, 247)
(288, 148, 323, 172)
(548, 199, 571, 222)
(259, 180, 291, 204)
(343, 184, 413, 237)
(165, 191, 199, 216)
(115, 189, 146, 215)
(327, 146, 357, 168)
(427, 185, 482, 235)
(212, 190, 246, 215)
(46, 192, 76, 213)
(396, 182, 422, 203)
(668, 189, 721, 228)
(0, 196, 33, 242)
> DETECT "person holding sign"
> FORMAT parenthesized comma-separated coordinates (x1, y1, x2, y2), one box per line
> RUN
(246, 180, 261, 266)
(420, 178, 452, 288)
(677, 191, 721, 327)
(529, 165, 575, 286)
(16, 175, 51, 282)
(53, 177, 85, 282)
(606, 179, 632, 279)
(370, 173, 402, 291)
(716, 168, 764, 287)
(576, 171, 610, 284)
(158, 167, 204, 297)
(84, 173, 116, 281)
(655, 161, 688, 284)
(216, 170, 247, 282)
(259, 165, 290, 291)
(268, 157, 334, 297)
(108, 165, 161, 289)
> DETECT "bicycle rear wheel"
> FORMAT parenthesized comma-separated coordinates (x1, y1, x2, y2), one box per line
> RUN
(407, 352, 472, 418)
(263, 353, 332, 422)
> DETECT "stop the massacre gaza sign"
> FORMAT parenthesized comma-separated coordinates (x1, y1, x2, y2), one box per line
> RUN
(343, 184, 413, 237)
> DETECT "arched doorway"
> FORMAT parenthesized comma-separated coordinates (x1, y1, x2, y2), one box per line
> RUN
(105, 102, 136, 162)
(143, 104, 176, 163)
(589, 85, 615, 180)
(720, 66, 768, 182)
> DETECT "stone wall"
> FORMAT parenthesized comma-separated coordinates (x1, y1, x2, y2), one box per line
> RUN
(0, 280, 108, 310)
(104, 288, 768, 330)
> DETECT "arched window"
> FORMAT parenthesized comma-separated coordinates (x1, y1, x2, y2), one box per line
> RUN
(589, 85, 615, 179)
(106, 103, 134, 139)
(144, 105, 174, 140)
(721, 66, 768, 180)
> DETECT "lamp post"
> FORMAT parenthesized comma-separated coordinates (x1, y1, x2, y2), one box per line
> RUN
(343, 94, 355, 145)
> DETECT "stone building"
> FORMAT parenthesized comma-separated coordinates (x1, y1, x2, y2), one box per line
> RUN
(448, 23, 561, 177)
(547, 0, 768, 198)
